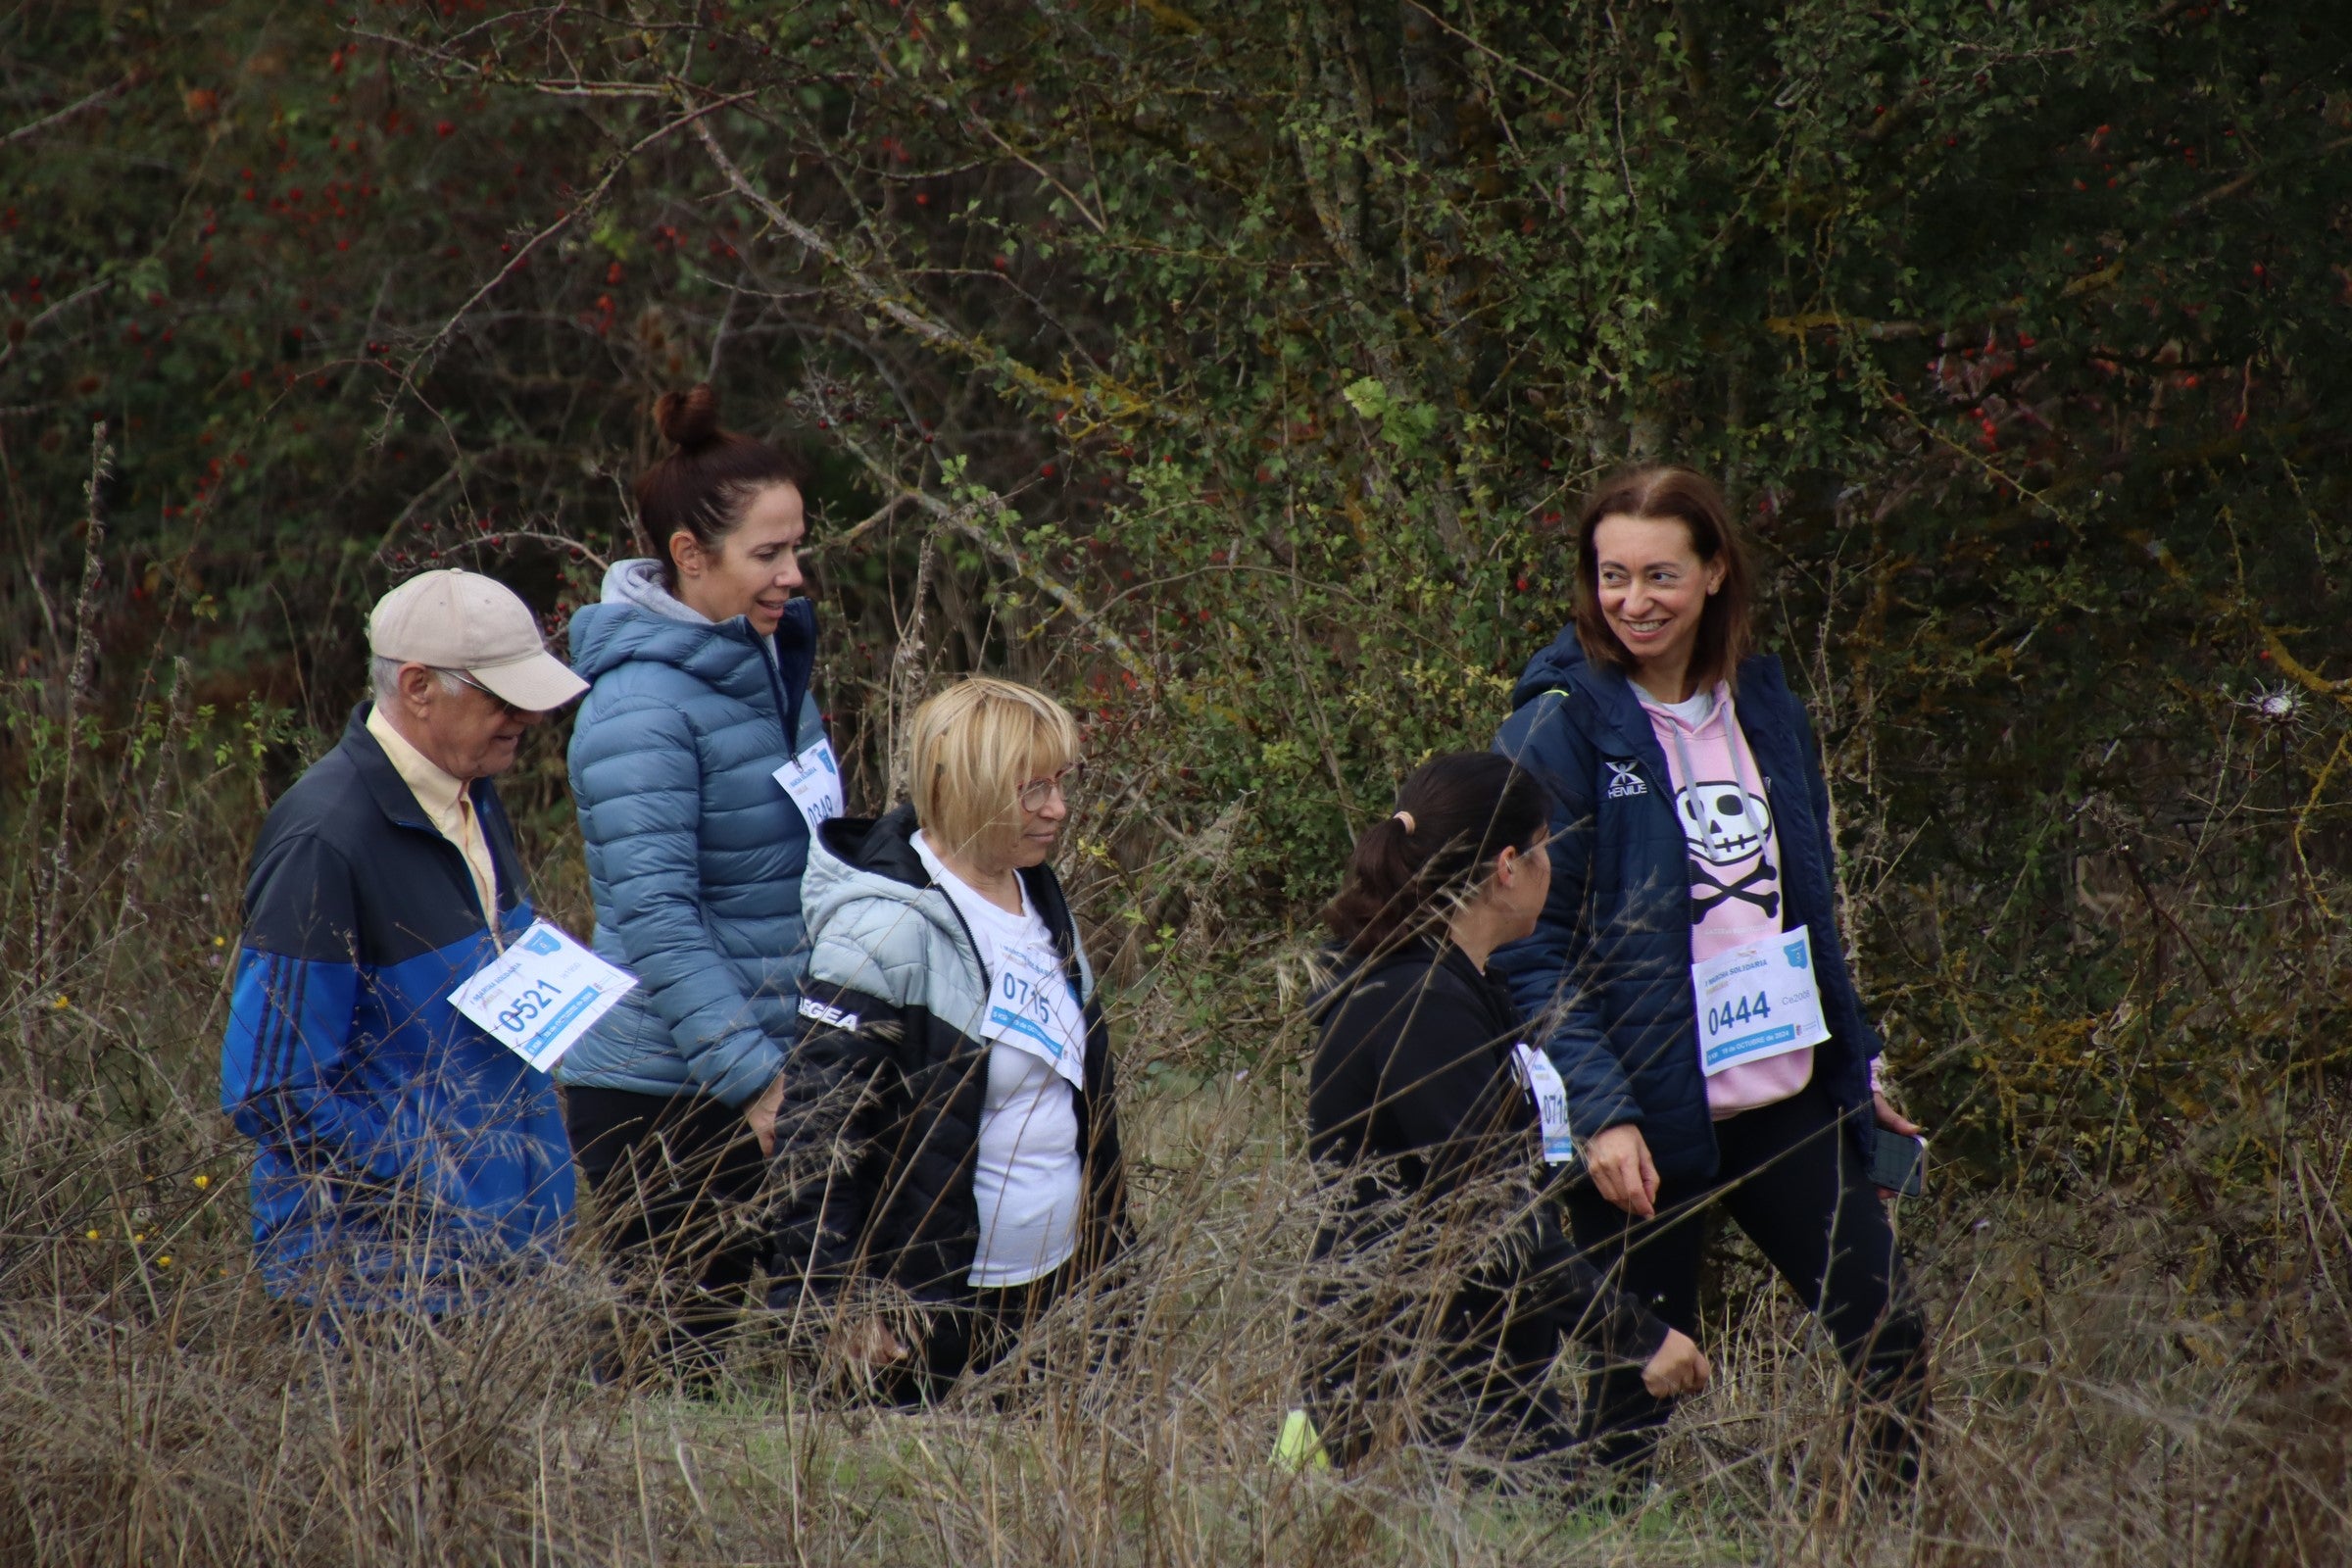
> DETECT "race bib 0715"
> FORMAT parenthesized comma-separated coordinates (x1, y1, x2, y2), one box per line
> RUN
(978, 941, 1089, 1089)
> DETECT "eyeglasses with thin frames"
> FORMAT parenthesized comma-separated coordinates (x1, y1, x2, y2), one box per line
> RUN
(1018, 763, 1083, 813)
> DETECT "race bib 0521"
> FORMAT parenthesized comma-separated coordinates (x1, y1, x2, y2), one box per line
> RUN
(454, 919, 637, 1073)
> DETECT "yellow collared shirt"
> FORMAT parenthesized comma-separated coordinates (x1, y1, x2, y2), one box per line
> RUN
(366, 705, 500, 931)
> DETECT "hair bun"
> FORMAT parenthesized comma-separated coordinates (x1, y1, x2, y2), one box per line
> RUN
(654, 383, 722, 453)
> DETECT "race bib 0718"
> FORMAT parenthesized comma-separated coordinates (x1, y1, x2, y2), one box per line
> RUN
(1511, 1043, 1578, 1166)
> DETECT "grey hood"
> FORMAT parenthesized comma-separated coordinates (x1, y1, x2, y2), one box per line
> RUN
(603, 558, 710, 623)
(798, 806, 1096, 1029)
(799, 809, 993, 1033)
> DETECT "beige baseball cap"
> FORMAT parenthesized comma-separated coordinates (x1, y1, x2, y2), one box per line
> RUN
(368, 568, 589, 712)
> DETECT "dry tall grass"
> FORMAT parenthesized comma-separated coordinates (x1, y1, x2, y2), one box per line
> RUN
(6, 910, 2348, 1565)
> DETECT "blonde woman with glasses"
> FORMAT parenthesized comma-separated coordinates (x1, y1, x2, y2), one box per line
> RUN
(770, 677, 1126, 1400)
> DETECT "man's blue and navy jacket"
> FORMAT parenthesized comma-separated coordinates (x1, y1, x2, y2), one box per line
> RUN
(1491, 631, 1884, 1184)
(220, 706, 574, 1302)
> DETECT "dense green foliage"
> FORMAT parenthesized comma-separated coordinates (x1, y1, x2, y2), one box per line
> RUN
(7, 0, 2352, 1196)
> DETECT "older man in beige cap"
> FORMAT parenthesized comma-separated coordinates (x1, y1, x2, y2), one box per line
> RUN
(220, 568, 589, 1312)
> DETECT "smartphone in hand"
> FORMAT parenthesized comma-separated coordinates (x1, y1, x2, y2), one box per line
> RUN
(1869, 1128, 1927, 1198)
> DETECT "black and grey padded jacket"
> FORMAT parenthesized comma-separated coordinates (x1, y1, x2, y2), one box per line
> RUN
(768, 805, 1127, 1317)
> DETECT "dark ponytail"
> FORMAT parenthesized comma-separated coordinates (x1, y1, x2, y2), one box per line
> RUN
(1324, 752, 1553, 956)
(632, 383, 812, 589)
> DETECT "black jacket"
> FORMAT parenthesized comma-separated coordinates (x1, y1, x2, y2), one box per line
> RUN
(1306, 938, 1668, 1364)
(770, 806, 1127, 1314)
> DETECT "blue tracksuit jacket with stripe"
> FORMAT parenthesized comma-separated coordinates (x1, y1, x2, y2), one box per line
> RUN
(219, 706, 574, 1303)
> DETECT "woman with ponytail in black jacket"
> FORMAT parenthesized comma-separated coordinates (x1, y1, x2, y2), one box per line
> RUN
(1303, 752, 1709, 1471)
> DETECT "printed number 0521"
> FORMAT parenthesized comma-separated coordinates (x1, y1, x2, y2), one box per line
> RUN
(498, 980, 564, 1034)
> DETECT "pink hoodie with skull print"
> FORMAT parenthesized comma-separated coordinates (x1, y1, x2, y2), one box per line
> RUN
(1638, 682, 1816, 1118)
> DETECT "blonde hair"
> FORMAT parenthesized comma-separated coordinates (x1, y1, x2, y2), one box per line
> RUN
(906, 677, 1082, 858)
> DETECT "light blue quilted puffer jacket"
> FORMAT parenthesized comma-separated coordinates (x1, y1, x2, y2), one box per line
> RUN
(559, 560, 829, 1107)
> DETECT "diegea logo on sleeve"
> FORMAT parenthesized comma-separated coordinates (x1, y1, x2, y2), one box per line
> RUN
(797, 995, 860, 1031)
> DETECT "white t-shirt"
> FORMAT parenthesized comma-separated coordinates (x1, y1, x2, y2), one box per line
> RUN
(1653, 687, 1715, 726)
(912, 831, 1085, 1288)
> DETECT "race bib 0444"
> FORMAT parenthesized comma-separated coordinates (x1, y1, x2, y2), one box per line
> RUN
(454, 919, 637, 1073)
(1690, 924, 1832, 1076)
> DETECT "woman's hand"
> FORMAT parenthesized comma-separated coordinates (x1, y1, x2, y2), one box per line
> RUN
(1872, 1090, 1921, 1138)
(1640, 1328, 1711, 1398)
(1586, 1123, 1659, 1219)
(829, 1317, 908, 1368)
(1872, 1090, 1922, 1201)
(746, 1072, 787, 1158)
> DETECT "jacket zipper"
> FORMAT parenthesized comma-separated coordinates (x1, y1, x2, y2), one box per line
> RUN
(928, 882, 996, 1038)
(395, 813, 507, 953)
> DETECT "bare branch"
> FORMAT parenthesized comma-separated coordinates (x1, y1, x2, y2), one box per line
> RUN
(691, 117, 973, 358)
(0, 279, 111, 373)
(0, 73, 139, 151)
(831, 428, 1153, 688)
(398, 91, 758, 382)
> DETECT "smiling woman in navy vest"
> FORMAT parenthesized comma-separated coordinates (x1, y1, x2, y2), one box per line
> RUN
(1492, 466, 1930, 1485)
(562, 383, 835, 1382)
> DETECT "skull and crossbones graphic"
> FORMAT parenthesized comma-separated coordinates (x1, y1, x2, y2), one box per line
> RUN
(1675, 780, 1778, 921)
(1690, 856, 1780, 919)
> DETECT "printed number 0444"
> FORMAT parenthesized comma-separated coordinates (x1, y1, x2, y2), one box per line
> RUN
(1708, 990, 1771, 1035)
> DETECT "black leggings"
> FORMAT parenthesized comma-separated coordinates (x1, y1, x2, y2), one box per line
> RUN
(1563, 1083, 1929, 1479)
(564, 1086, 771, 1380)
(1307, 1276, 1592, 1469)
(868, 1259, 1075, 1408)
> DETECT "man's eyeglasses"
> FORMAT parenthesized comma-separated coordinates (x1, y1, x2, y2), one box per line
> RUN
(1018, 763, 1083, 813)
(440, 668, 529, 720)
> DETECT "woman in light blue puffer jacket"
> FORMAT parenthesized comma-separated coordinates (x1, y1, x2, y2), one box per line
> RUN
(560, 383, 841, 1381)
